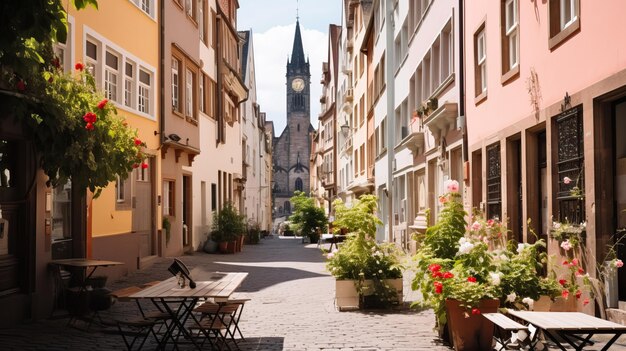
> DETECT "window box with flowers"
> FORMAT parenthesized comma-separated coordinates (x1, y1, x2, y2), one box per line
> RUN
(326, 195, 404, 310)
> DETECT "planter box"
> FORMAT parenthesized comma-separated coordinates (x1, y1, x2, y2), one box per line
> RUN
(335, 278, 403, 311)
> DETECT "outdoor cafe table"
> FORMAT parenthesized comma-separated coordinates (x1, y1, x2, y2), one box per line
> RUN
(50, 258, 124, 293)
(507, 310, 626, 351)
(129, 272, 248, 350)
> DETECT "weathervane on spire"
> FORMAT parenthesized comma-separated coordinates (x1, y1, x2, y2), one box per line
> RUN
(296, 0, 299, 21)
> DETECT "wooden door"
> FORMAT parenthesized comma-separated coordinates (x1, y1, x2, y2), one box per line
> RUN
(133, 158, 154, 257)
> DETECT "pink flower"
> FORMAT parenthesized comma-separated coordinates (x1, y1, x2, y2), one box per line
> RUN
(445, 180, 459, 193)
(471, 308, 481, 315)
(75, 62, 84, 71)
(563, 176, 572, 184)
(97, 99, 108, 109)
(467, 276, 477, 283)
(616, 259, 624, 268)
(470, 221, 481, 231)
(486, 219, 494, 227)
(583, 298, 590, 306)
(562, 290, 569, 299)
(438, 195, 448, 204)
(571, 258, 579, 266)
(560, 240, 572, 251)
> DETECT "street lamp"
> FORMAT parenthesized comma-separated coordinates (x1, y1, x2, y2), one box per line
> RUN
(340, 120, 351, 137)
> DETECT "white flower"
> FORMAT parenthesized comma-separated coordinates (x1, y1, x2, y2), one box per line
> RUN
(458, 240, 475, 255)
(378, 270, 383, 274)
(560, 240, 572, 251)
(506, 292, 517, 303)
(522, 297, 534, 309)
(517, 243, 528, 253)
(553, 221, 561, 229)
(490, 272, 501, 286)
(500, 254, 509, 261)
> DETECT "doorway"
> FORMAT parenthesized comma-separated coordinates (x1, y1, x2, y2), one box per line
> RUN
(133, 157, 154, 258)
(182, 175, 191, 249)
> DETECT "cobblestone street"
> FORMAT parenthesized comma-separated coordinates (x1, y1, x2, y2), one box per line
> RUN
(0, 237, 450, 351)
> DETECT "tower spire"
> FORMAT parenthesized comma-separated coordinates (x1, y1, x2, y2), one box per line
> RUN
(296, 0, 299, 21)
(290, 17, 305, 67)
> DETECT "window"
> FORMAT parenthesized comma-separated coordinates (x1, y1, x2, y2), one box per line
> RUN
(85, 39, 98, 78)
(211, 183, 217, 211)
(163, 180, 175, 216)
(501, 0, 519, 80)
(138, 69, 151, 114)
(548, 0, 580, 49)
(50, 181, 72, 242)
(130, 0, 155, 17)
(199, 0, 207, 45)
(555, 107, 585, 224)
(474, 24, 487, 99)
(105, 51, 119, 101)
(116, 175, 126, 202)
(199, 74, 206, 113)
(486, 143, 502, 220)
(185, 68, 195, 119)
(124, 61, 135, 108)
(185, 0, 195, 20)
(172, 57, 181, 112)
(53, 21, 72, 72)
(208, 77, 217, 118)
(295, 178, 303, 192)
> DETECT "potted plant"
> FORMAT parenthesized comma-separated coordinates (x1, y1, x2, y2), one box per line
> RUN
(326, 195, 403, 310)
(210, 203, 245, 254)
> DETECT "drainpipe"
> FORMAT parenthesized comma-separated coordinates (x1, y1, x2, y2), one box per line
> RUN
(159, 0, 165, 145)
(459, 0, 467, 164)
(385, 0, 395, 243)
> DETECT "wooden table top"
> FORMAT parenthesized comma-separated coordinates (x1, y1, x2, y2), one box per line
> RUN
(129, 272, 248, 300)
(508, 311, 626, 331)
(50, 258, 124, 268)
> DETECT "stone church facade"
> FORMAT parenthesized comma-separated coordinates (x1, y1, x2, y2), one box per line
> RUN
(273, 19, 313, 218)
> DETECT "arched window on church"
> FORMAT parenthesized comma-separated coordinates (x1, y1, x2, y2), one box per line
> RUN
(297, 124, 300, 132)
(295, 177, 303, 191)
(284, 201, 291, 214)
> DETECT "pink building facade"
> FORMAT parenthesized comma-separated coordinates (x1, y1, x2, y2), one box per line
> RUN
(465, 0, 626, 309)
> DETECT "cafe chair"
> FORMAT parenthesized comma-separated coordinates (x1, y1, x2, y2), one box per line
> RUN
(193, 298, 250, 349)
(114, 316, 164, 351)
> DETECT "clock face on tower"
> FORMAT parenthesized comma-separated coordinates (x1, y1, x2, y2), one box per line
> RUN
(291, 78, 305, 92)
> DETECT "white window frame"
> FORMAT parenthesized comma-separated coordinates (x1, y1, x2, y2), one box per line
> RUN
(116, 175, 125, 202)
(124, 61, 135, 108)
(505, 0, 519, 70)
(130, 0, 155, 18)
(185, 68, 194, 118)
(477, 30, 487, 93)
(85, 38, 100, 84)
(138, 68, 151, 114)
(560, 0, 577, 30)
(172, 58, 180, 111)
(199, 74, 205, 113)
(105, 50, 120, 102)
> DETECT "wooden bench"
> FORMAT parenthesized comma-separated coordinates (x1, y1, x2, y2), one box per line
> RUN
(483, 313, 529, 351)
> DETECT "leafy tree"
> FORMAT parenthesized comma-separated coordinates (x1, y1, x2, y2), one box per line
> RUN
(211, 203, 246, 243)
(0, 0, 144, 196)
(289, 191, 328, 242)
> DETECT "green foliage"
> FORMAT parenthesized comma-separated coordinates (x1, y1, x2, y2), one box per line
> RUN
(162, 217, 171, 245)
(1, 0, 143, 196)
(332, 194, 381, 239)
(211, 203, 245, 243)
(246, 222, 261, 244)
(421, 193, 466, 259)
(288, 191, 327, 242)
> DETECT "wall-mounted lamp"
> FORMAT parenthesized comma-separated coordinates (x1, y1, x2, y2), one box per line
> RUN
(168, 133, 181, 142)
(340, 121, 351, 137)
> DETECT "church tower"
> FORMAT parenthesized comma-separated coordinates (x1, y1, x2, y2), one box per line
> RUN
(272, 19, 312, 218)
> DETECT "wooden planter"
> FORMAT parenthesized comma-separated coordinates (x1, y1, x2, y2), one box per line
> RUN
(445, 299, 499, 351)
(335, 278, 403, 311)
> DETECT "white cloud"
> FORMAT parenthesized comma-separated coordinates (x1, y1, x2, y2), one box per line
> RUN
(252, 24, 328, 135)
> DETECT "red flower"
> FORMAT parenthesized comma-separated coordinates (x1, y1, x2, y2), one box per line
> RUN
(141, 163, 148, 169)
(486, 219, 494, 227)
(97, 99, 108, 109)
(471, 308, 481, 315)
(132, 164, 140, 169)
(558, 279, 567, 287)
(583, 298, 590, 306)
(83, 112, 97, 123)
(434, 282, 443, 294)
(576, 268, 585, 277)
(467, 276, 477, 283)
(134, 138, 142, 146)
(52, 57, 61, 69)
(443, 272, 454, 279)
(428, 263, 441, 273)
(575, 290, 582, 299)
(75, 62, 84, 71)
(562, 290, 569, 299)
(431, 271, 443, 279)
(16, 80, 26, 92)
(562, 260, 570, 266)
(85, 122, 94, 131)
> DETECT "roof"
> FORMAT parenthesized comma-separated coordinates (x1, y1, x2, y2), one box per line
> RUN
(238, 30, 251, 82)
(289, 19, 306, 67)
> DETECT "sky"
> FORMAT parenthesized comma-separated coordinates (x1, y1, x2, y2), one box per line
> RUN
(237, 0, 343, 136)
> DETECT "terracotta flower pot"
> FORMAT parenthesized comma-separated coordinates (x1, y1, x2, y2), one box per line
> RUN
(445, 299, 499, 351)
(218, 241, 228, 253)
